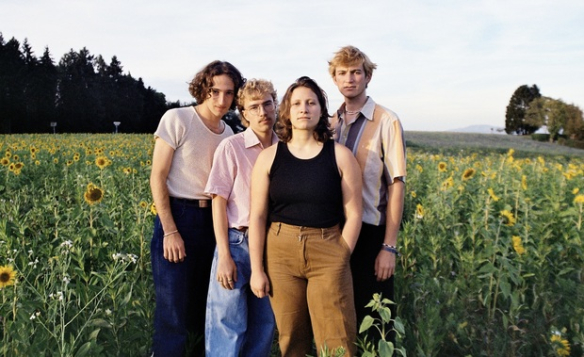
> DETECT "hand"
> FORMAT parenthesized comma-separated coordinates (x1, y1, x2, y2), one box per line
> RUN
(374, 250, 396, 281)
(163, 232, 186, 263)
(250, 270, 270, 298)
(217, 255, 237, 290)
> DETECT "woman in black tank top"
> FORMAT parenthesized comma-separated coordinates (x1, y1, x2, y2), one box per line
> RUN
(248, 77, 363, 356)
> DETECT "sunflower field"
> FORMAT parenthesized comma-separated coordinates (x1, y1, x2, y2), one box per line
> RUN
(1, 133, 583, 356)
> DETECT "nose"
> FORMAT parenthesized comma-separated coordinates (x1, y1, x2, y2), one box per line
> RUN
(217, 92, 229, 106)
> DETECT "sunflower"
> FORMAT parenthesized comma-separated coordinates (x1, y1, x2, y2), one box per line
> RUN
(574, 195, 584, 205)
(0, 265, 17, 288)
(139, 201, 148, 208)
(438, 162, 447, 172)
(84, 183, 104, 205)
(123, 167, 132, 175)
(462, 168, 476, 181)
(551, 334, 571, 357)
(95, 156, 109, 169)
(573, 188, 580, 194)
(512, 236, 525, 256)
(441, 177, 454, 190)
(487, 188, 500, 202)
(416, 204, 424, 219)
(0, 157, 9, 166)
(8, 163, 15, 171)
(500, 210, 516, 227)
(150, 203, 157, 215)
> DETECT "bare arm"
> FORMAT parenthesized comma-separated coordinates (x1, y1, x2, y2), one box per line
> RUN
(248, 146, 276, 298)
(211, 195, 237, 289)
(374, 179, 405, 281)
(335, 143, 363, 252)
(150, 138, 185, 263)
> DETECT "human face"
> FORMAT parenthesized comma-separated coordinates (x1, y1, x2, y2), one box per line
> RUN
(289, 87, 321, 131)
(243, 94, 276, 134)
(201, 74, 235, 120)
(333, 64, 371, 100)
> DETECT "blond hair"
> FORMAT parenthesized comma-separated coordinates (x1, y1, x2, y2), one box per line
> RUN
(236, 79, 278, 127)
(328, 45, 377, 78)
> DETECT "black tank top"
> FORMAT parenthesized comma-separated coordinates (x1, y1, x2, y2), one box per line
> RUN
(268, 140, 343, 228)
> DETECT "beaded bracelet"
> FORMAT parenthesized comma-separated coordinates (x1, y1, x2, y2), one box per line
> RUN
(164, 230, 178, 237)
(381, 243, 400, 256)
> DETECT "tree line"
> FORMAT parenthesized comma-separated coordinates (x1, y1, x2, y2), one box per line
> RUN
(0, 33, 186, 134)
(505, 84, 584, 143)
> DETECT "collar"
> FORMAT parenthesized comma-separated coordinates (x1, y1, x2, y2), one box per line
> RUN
(243, 128, 278, 149)
(337, 97, 376, 125)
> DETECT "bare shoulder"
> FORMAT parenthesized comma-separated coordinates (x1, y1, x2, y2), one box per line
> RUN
(255, 143, 279, 171)
(333, 142, 354, 161)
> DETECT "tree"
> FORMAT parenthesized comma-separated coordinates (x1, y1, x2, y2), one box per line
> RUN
(563, 103, 584, 141)
(505, 84, 541, 135)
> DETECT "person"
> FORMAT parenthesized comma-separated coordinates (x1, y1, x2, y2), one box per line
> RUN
(204, 79, 278, 356)
(149, 60, 244, 357)
(328, 45, 407, 341)
(249, 76, 363, 357)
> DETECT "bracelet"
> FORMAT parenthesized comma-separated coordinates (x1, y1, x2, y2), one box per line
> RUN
(381, 243, 400, 256)
(164, 230, 178, 237)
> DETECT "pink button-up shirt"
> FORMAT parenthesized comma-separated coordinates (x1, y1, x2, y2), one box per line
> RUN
(205, 128, 278, 228)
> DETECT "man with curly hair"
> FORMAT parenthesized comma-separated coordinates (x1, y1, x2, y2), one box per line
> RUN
(150, 60, 244, 356)
(204, 79, 278, 356)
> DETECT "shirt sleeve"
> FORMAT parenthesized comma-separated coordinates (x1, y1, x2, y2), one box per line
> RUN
(383, 114, 407, 185)
(153, 109, 186, 149)
(204, 139, 236, 200)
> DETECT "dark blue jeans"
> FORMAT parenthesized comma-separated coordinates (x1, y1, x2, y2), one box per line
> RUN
(151, 199, 215, 357)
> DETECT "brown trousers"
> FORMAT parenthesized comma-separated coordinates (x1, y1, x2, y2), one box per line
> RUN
(265, 222, 357, 357)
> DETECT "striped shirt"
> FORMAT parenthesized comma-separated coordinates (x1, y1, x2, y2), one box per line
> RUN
(331, 97, 406, 226)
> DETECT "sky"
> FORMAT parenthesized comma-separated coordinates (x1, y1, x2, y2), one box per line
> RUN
(1, 0, 583, 131)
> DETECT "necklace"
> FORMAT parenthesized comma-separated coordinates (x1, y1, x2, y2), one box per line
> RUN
(345, 110, 360, 115)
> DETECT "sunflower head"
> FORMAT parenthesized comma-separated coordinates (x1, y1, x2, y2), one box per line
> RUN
(512, 236, 526, 256)
(462, 168, 476, 181)
(95, 156, 109, 170)
(550, 334, 571, 357)
(0, 157, 9, 166)
(500, 210, 516, 227)
(84, 183, 104, 205)
(574, 195, 584, 205)
(438, 162, 447, 172)
(0, 265, 17, 288)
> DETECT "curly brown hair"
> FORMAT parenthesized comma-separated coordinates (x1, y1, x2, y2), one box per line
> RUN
(188, 60, 245, 110)
(236, 79, 278, 128)
(276, 76, 333, 143)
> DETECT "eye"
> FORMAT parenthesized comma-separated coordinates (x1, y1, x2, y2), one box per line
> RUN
(248, 105, 259, 111)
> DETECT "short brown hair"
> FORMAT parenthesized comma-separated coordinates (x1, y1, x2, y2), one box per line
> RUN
(328, 45, 377, 78)
(236, 79, 278, 127)
(276, 76, 333, 143)
(188, 60, 245, 110)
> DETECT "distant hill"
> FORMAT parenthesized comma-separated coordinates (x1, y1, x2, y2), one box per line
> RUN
(447, 124, 506, 134)
(405, 131, 584, 157)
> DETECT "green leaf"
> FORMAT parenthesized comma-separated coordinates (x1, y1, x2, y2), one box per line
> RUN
(394, 317, 405, 335)
(75, 342, 92, 357)
(359, 315, 375, 333)
(378, 340, 394, 357)
(379, 306, 392, 323)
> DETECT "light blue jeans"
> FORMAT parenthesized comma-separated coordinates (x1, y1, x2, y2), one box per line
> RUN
(205, 228, 275, 357)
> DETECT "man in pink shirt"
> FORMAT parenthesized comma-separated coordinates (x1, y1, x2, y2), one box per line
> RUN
(204, 79, 278, 356)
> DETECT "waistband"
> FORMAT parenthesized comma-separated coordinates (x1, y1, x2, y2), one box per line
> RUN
(270, 222, 340, 234)
(169, 196, 211, 208)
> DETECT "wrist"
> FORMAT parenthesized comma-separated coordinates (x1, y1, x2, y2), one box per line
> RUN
(164, 230, 178, 238)
(381, 243, 400, 256)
